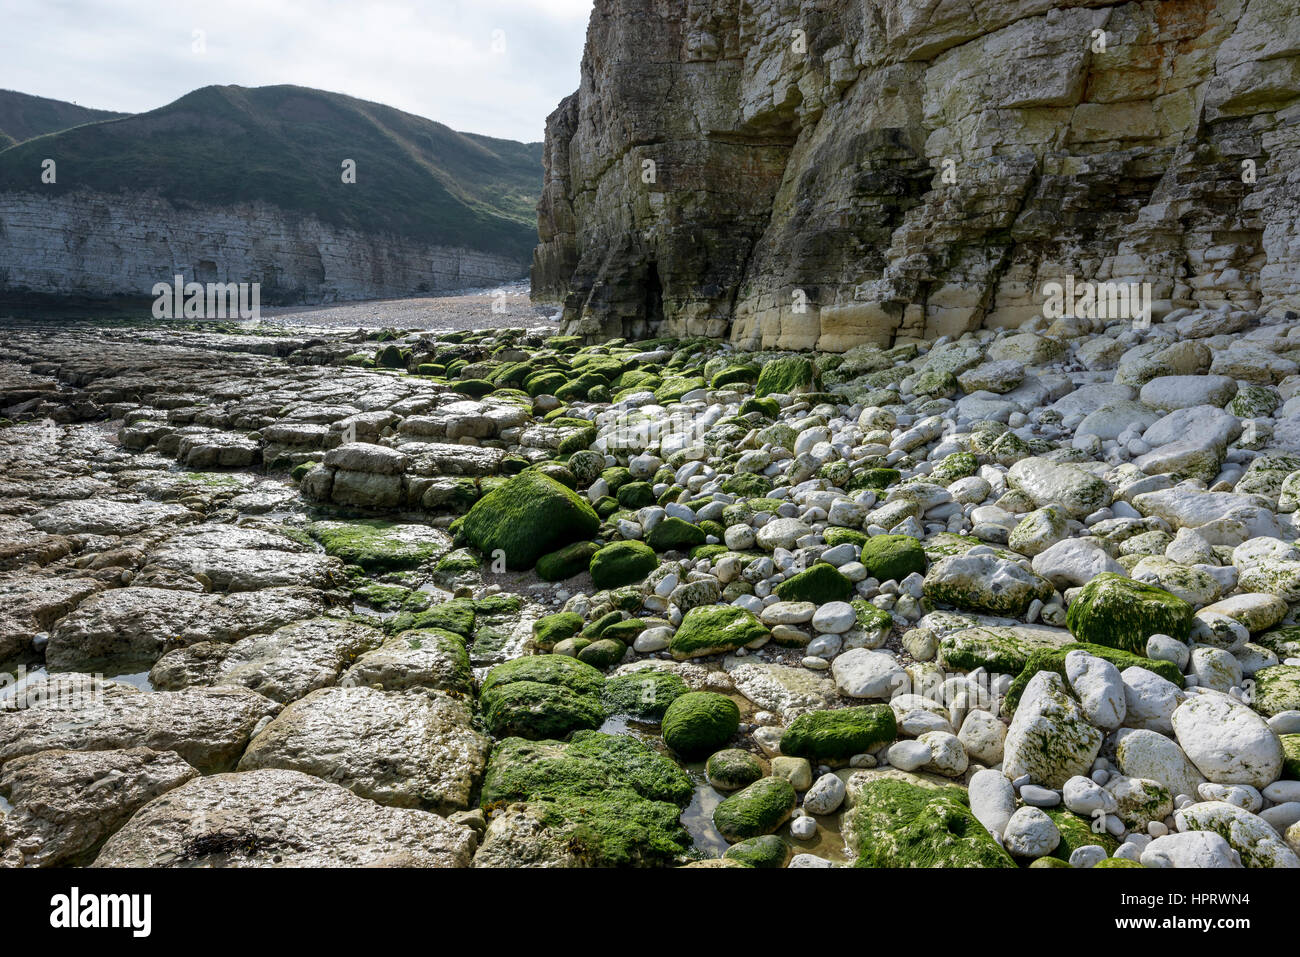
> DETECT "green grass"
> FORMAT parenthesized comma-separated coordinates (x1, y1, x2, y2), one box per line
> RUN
(0, 89, 127, 146)
(0, 84, 541, 263)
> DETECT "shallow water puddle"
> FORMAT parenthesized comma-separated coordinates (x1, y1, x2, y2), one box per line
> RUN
(682, 777, 731, 858)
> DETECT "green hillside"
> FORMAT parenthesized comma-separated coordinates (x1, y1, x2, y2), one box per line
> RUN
(0, 89, 127, 147)
(0, 84, 543, 264)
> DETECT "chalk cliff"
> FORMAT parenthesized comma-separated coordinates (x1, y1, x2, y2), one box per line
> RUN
(0, 191, 526, 305)
(533, 0, 1300, 349)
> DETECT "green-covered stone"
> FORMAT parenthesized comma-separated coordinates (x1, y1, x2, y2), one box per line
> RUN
(1002, 642, 1185, 716)
(780, 705, 897, 761)
(577, 638, 627, 670)
(706, 749, 765, 792)
(859, 534, 927, 582)
(713, 777, 797, 842)
(1065, 573, 1194, 654)
(601, 670, 689, 720)
(774, 563, 853, 603)
(533, 612, 584, 649)
(1252, 665, 1300, 717)
(755, 356, 815, 398)
(308, 520, 443, 571)
(646, 517, 707, 552)
(589, 540, 658, 590)
(661, 691, 740, 759)
(536, 540, 602, 581)
(723, 833, 789, 868)
(848, 779, 1016, 868)
(669, 605, 769, 660)
(459, 471, 600, 570)
(479, 655, 606, 740)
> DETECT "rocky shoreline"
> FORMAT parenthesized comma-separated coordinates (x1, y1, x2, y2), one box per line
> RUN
(1, 306, 1299, 868)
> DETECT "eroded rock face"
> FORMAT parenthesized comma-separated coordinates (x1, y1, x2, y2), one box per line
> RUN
(92, 768, 477, 868)
(536, 0, 1300, 347)
(0, 678, 279, 774)
(0, 748, 198, 867)
(235, 685, 490, 814)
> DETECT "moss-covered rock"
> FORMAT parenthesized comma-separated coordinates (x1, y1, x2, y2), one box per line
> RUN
(308, 519, 444, 571)
(589, 540, 659, 590)
(723, 833, 789, 868)
(661, 691, 740, 759)
(480, 731, 692, 866)
(533, 612, 584, 649)
(780, 705, 898, 761)
(939, 624, 1075, 675)
(739, 396, 780, 418)
(577, 638, 627, 670)
(1252, 665, 1300, 717)
(858, 534, 927, 582)
(774, 563, 853, 603)
(668, 605, 769, 660)
(458, 471, 600, 570)
(387, 598, 476, 637)
(1065, 572, 1193, 654)
(1093, 856, 1144, 868)
(479, 655, 606, 740)
(706, 748, 765, 792)
(848, 779, 1016, 868)
(1044, 808, 1120, 862)
(601, 670, 689, 720)
(536, 540, 602, 581)
(1281, 734, 1300, 779)
(755, 356, 815, 398)
(713, 776, 797, 842)
(646, 516, 707, 552)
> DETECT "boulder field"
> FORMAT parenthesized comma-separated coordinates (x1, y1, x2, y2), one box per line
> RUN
(0, 312, 1299, 868)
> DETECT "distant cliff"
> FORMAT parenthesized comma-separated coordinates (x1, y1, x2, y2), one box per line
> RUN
(533, 0, 1300, 349)
(0, 85, 541, 305)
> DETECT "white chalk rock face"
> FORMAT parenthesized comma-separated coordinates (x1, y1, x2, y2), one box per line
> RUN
(1140, 831, 1242, 868)
(1064, 650, 1126, 730)
(1171, 692, 1284, 788)
(1002, 671, 1103, 789)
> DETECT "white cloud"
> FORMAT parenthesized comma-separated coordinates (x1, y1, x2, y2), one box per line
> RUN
(0, 0, 593, 141)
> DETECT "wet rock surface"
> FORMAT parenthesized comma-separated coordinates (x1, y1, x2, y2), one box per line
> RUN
(2, 314, 1299, 869)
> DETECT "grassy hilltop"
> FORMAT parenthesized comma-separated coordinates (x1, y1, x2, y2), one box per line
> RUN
(0, 84, 543, 264)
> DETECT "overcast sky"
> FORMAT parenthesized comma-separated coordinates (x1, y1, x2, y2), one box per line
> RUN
(1, 0, 594, 142)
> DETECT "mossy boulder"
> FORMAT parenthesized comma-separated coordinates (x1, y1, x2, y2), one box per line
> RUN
(576, 638, 627, 670)
(1281, 734, 1300, 779)
(1252, 665, 1300, 717)
(589, 540, 659, 590)
(1093, 856, 1144, 868)
(661, 691, 740, 759)
(601, 670, 689, 720)
(533, 612, 584, 649)
(858, 534, 927, 582)
(479, 655, 606, 740)
(459, 471, 600, 570)
(646, 517, 707, 552)
(669, 605, 769, 660)
(1065, 573, 1194, 654)
(480, 731, 693, 867)
(616, 481, 657, 509)
(848, 779, 1016, 868)
(739, 396, 780, 418)
(780, 705, 898, 761)
(774, 563, 853, 603)
(723, 833, 789, 868)
(706, 749, 765, 792)
(1044, 808, 1119, 862)
(388, 598, 476, 637)
(755, 356, 815, 398)
(713, 776, 797, 842)
(536, 540, 602, 581)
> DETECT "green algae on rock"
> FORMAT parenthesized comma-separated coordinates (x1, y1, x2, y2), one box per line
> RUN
(668, 605, 769, 660)
(479, 655, 606, 740)
(780, 705, 897, 761)
(847, 779, 1015, 868)
(589, 540, 658, 590)
(602, 670, 689, 720)
(1065, 572, 1194, 654)
(661, 691, 740, 759)
(458, 471, 600, 570)
(774, 562, 854, 603)
(713, 776, 797, 842)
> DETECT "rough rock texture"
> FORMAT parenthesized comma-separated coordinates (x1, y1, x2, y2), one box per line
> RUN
(93, 768, 477, 867)
(536, 0, 1300, 347)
